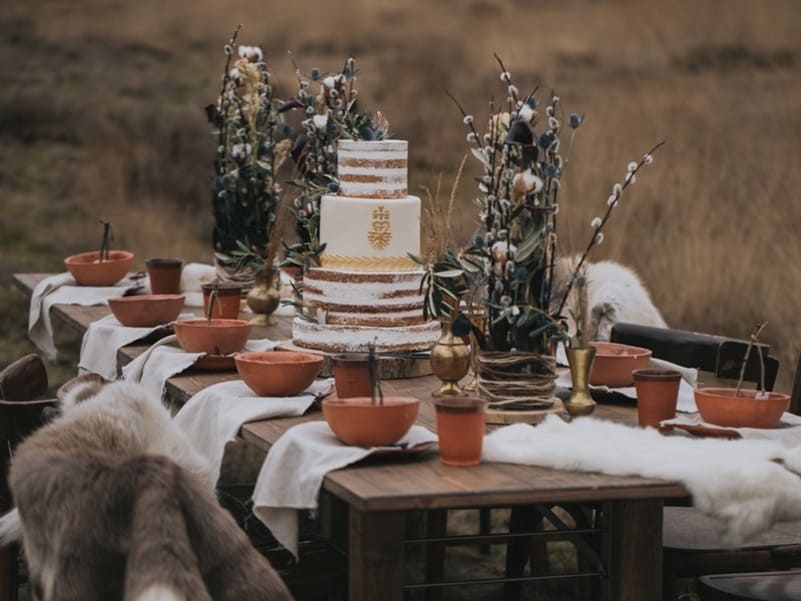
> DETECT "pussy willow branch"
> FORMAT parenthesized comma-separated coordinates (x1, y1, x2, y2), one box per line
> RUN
(446, 90, 485, 151)
(544, 95, 562, 310)
(493, 53, 519, 109)
(555, 140, 665, 318)
(216, 25, 242, 176)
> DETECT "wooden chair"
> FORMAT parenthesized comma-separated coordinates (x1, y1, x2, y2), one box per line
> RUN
(0, 355, 58, 601)
(610, 323, 801, 599)
(217, 485, 347, 601)
(698, 568, 801, 600)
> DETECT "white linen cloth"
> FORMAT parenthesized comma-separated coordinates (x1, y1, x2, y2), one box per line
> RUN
(78, 313, 191, 380)
(174, 378, 334, 482)
(28, 273, 139, 360)
(662, 412, 801, 446)
(253, 421, 438, 558)
(483, 416, 801, 546)
(556, 356, 698, 413)
(121, 335, 277, 399)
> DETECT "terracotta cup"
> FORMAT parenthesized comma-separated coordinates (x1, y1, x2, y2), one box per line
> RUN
(202, 283, 243, 319)
(434, 397, 487, 466)
(146, 258, 183, 294)
(632, 368, 681, 428)
(332, 353, 373, 399)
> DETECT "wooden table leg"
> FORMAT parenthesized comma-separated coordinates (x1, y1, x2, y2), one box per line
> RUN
(0, 546, 9, 601)
(610, 499, 664, 601)
(349, 508, 405, 601)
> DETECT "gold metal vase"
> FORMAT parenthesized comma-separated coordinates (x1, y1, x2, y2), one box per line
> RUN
(430, 320, 471, 397)
(246, 266, 281, 327)
(464, 310, 487, 392)
(564, 346, 597, 416)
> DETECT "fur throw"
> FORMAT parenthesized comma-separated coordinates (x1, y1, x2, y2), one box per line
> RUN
(553, 257, 667, 341)
(2, 379, 293, 600)
(484, 417, 801, 547)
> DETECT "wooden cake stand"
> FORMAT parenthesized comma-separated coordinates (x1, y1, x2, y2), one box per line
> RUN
(276, 340, 433, 379)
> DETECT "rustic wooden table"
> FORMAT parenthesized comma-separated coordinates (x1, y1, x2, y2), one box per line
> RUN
(13, 273, 690, 601)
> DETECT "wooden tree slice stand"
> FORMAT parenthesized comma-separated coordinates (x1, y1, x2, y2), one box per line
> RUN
(276, 340, 433, 379)
(485, 398, 569, 425)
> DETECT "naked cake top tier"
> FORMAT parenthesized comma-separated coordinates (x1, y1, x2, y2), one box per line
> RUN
(336, 139, 408, 199)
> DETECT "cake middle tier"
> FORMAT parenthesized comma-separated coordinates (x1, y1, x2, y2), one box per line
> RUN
(319, 194, 421, 271)
(302, 268, 427, 327)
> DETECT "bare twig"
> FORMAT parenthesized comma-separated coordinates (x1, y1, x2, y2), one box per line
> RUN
(736, 322, 768, 396)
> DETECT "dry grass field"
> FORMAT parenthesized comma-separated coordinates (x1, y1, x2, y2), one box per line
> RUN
(2, 1, 801, 597)
(4, 0, 801, 391)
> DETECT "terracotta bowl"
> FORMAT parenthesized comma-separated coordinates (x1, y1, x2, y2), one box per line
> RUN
(64, 250, 134, 286)
(108, 294, 185, 327)
(235, 351, 324, 397)
(173, 318, 251, 355)
(589, 341, 652, 388)
(322, 397, 420, 447)
(695, 387, 790, 428)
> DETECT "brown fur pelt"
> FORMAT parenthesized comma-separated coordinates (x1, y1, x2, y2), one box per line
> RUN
(7, 379, 294, 601)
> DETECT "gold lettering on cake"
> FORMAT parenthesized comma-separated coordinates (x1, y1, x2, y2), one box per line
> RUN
(367, 206, 392, 250)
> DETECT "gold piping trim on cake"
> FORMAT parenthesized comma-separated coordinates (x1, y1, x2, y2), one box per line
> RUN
(320, 254, 420, 271)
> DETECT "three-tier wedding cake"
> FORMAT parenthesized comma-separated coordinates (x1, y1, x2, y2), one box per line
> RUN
(292, 139, 440, 352)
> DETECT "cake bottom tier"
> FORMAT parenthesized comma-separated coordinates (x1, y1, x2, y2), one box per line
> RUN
(292, 317, 441, 353)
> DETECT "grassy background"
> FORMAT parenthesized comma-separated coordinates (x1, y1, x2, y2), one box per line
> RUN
(3, 0, 801, 393)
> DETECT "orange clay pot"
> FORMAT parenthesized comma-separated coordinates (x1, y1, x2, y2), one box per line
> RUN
(322, 397, 420, 447)
(173, 318, 251, 355)
(331, 353, 373, 399)
(695, 387, 790, 428)
(202, 283, 243, 319)
(235, 351, 324, 397)
(632, 368, 681, 428)
(64, 250, 134, 286)
(434, 397, 487, 466)
(146, 258, 183, 294)
(589, 341, 652, 388)
(108, 294, 185, 328)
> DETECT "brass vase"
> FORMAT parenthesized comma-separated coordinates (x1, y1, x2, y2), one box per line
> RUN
(564, 346, 597, 416)
(464, 310, 487, 393)
(246, 266, 281, 327)
(430, 320, 471, 397)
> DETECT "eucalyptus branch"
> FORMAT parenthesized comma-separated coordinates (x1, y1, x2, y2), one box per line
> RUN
(555, 140, 665, 317)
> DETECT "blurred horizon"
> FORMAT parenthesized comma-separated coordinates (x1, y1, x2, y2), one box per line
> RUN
(3, 0, 801, 394)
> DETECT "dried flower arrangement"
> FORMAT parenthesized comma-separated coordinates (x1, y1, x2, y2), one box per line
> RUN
(207, 26, 291, 283)
(278, 57, 390, 274)
(424, 55, 663, 355)
(418, 55, 663, 408)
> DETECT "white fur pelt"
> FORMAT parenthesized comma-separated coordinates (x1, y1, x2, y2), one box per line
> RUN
(484, 416, 801, 546)
(553, 257, 667, 341)
(0, 380, 215, 548)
